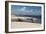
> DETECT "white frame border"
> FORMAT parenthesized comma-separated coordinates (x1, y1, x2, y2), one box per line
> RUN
(8, 2, 44, 32)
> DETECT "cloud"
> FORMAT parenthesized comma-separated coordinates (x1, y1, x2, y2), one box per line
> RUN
(20, 7, 26, 11)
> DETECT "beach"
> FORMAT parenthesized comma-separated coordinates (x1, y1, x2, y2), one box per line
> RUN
(11, 22, 41, 29)
(11, 15, 41, 29)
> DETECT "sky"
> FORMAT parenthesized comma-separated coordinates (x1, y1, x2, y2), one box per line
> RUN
(11, 5, 41, 16)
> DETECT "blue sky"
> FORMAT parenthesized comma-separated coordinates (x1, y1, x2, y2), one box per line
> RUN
(11, 5, 41, 15)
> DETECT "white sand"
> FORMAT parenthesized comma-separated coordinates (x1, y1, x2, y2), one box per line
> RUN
(11, 22, 41, 29)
